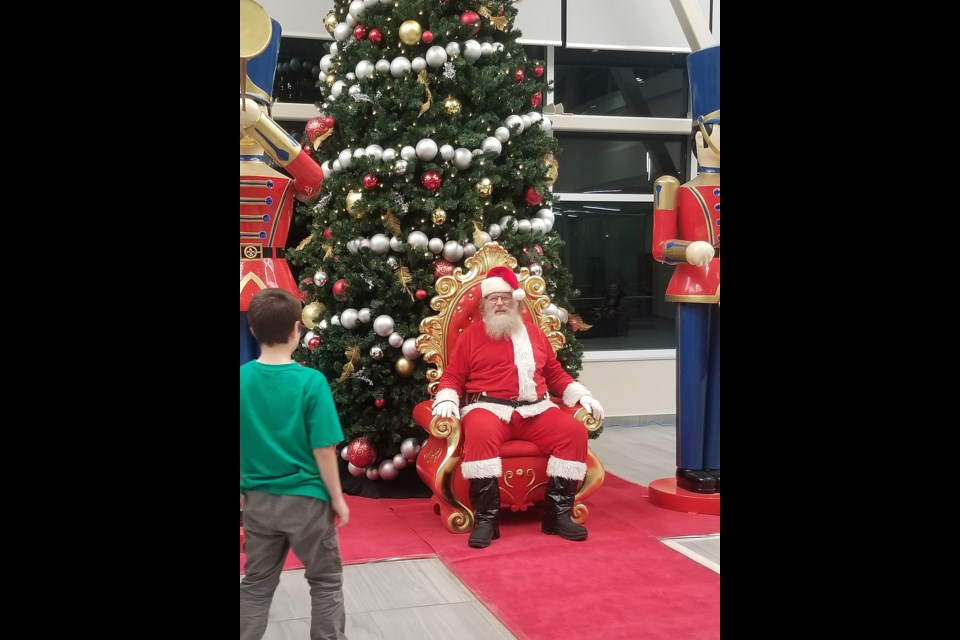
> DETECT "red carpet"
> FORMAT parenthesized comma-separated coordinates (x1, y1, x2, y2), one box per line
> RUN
(240, 475, 719, 640)
(240, 493, 436, 574)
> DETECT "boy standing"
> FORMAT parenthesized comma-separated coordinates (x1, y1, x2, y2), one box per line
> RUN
(240, 288, 350, 640)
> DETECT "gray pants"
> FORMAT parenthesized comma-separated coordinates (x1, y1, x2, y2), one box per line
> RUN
(240, 492, 346, 640)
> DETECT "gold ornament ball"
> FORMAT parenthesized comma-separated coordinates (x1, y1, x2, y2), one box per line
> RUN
(325, 74, 336, 88)
(432, 208, 447, 224)
(346, 191, 365, 218)
(476, 178, 493, 198)
(301, 301, 325, 329)
(324, 13, 338, 35)
(443, 96, 462, 116)
(544, 152, 559, 185)
(398, 20, 423, 45)
(395, 357, 414, 377)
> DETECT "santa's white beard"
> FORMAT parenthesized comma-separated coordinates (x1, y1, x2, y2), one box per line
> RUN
(482, 303, 522, 340)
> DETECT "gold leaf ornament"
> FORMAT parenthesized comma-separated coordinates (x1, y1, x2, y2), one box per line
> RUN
(381, 210, 401, 237)
(478, 5, 508, 30)
(339, 345, 361, 381)
(295, 233, 314, 251)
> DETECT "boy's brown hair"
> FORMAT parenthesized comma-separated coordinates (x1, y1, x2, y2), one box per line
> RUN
(247, 288, 301, 346)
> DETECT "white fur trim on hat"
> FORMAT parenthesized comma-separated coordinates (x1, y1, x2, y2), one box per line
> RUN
(481, 266, 526, 300)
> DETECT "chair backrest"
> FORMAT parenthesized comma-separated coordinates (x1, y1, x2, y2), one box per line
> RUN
(417, 243, 565, 395)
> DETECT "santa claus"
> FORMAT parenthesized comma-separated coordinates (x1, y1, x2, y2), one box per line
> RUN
(432, 266, 605, 548)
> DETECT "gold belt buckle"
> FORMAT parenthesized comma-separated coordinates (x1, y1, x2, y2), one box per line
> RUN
(240, 244, 263, 260)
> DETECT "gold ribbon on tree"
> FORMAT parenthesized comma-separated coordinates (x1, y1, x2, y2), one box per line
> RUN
(417, 70, 433, 118)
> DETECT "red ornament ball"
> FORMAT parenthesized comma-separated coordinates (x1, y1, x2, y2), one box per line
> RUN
(421, 171, 442, 191)
(524, 186, 543, 206)
(305, 117, 333, 145)
(347, 437, 377, 468)
(531, 91, 542, 108)
(415, 289, 428, 300)
(433, 259, 454, 279)
(363, 173, 378, 189)
(368, 28, 382, 44)
(514, 68, 525, 83)
(308, 336, 321, 350)
(353, 25, 367, 40)
(533, 64, 544, 78)
(323, 226, 333, 240)
(332, 278, 350, 301)
(375, 398, 386, 408)
(460, 10, 480, 34)
(422, 30, 434, 44)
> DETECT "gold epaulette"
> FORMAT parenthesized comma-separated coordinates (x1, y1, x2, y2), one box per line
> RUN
(654, 176, 680, 210)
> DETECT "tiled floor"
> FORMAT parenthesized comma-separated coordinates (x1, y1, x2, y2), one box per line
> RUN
(246, 422, 720, 639)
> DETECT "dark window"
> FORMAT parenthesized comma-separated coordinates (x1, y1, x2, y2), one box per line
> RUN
(554, 49, 689, 118)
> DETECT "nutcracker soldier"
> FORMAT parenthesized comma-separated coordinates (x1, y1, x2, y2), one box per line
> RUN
(239, 3, 325, 364)
(652, 45, 720, 494)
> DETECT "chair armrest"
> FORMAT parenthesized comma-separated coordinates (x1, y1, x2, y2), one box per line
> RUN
(549, 397, 603, 433)
(413, 400, 462, 440)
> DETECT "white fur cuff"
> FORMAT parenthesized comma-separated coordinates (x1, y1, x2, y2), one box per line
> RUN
(461, 457, 502, 479)
(562, 382, 591, 407)
(434, 388, 460, 408)
(547, 456, 587, 481)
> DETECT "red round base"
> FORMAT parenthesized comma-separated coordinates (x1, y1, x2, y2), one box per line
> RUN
(648, 477, 720, 515)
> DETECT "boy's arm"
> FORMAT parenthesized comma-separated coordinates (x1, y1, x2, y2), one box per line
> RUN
(313, 445, 350, 527)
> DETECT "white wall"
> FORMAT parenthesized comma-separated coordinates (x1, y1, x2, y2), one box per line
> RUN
(579, 359, 676, 418)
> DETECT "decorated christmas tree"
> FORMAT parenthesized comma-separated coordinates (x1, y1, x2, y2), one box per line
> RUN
(289, 0, 589, 482)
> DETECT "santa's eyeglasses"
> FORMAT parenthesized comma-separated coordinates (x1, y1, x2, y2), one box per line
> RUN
(485, 295, 513, 304)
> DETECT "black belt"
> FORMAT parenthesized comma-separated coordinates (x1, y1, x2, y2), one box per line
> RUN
(465, 392, 549, 408)
(240, 245, 287, 260)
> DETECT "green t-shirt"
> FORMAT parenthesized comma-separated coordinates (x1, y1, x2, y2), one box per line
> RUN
(240, 361, 344, 502)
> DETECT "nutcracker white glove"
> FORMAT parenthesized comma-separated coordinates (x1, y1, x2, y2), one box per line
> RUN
(579, 395, 605, 420)
(432, 400, 460, 420)
(240, 97, 262, 129)
(685, 241, 715, 267)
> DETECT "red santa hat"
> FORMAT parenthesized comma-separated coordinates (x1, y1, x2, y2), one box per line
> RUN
(482, 266, 526, 300)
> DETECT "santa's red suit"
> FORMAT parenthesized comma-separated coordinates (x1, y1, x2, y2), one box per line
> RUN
(434, 320, 594, 481)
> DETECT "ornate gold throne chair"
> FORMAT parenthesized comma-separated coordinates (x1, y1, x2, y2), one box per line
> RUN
(413, 243, 605, 534)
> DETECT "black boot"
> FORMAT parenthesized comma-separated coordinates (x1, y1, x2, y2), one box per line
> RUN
(468, 478, 501, 549)
(676, 468, 717, 494)
(542, 477, 588, 541)
(707, 469, 720, 492)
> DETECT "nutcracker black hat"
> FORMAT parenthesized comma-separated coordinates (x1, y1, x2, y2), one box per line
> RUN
(687, 45, 719, 126)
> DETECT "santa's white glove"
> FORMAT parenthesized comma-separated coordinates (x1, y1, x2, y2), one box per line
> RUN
(432, 400, 460, 420)
(685, 241, 715, 267)
(579, 395, 605, 420)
